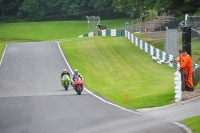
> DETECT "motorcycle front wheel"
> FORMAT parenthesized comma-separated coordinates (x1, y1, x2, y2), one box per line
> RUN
(77, 86, 81, 95)
(64, 83, 69, 90)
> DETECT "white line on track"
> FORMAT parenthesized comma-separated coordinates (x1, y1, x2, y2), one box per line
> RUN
(0, 44, 7, 66)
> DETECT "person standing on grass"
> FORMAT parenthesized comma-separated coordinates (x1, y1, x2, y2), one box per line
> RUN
(179, 50, 194, 91)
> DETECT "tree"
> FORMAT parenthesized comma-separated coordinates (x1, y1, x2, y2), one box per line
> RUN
(112, 0, 156, 18)
(0, 0, 22, 16)
(2, 0, 199, 21)
(179, 0, 200, 15)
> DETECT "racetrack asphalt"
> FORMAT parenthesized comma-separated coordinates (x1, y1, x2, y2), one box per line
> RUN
(136, 96, 200, 122)
(0, 41, 190, 133)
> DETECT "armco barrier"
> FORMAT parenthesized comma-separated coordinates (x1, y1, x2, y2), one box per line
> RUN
(125, 29, 177, 68)
(124, 29, 200, 69)
(79, 29, 125, 38)
(98, 29, 125, 36)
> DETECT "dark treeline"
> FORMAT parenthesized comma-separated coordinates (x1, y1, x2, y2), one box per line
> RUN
(0, 0, 200, 22)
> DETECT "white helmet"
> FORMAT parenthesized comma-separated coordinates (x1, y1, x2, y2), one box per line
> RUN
(74, 69, 78, 75)
(63, 68, 67, 72)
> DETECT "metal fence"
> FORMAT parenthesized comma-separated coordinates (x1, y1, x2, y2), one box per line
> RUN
(86, 16, 100, 35)
(125, 13, 175, 33)
(193, 66, 200, 87)
(164, 29, 180, 58)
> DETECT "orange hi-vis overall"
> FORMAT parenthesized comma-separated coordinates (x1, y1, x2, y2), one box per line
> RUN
(175, 54, 184, 66)
(175, 52, 183, 66)
(180, 54, 194, 89)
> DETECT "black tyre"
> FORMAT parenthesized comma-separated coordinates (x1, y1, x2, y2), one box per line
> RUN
(77, 86, 81, 95)
(64, 83, 68, 90)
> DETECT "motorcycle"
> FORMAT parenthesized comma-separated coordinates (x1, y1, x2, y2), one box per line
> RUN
(61, 74, 70, 90)
(73, 77, 84, 95)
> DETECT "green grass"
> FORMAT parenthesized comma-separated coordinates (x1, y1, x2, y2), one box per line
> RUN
(60, 36, 175, 109)
(191, 39, 200, 64)
(182, 116, 200, 133)
(0, 42, 6, 60)
(0, 18, 133, 42)
(0, 21, 88, 41)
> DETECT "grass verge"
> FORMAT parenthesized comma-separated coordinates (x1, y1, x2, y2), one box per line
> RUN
(0, 42, 6, 61)
(182, 116, 200, 133)
(60, 36, 175, 109)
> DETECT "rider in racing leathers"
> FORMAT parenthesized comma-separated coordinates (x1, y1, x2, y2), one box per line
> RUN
(60, 68, 70, 85)
(70, 69, 83, 88)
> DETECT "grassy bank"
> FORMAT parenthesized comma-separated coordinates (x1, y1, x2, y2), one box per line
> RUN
(60, 36, 175, 109)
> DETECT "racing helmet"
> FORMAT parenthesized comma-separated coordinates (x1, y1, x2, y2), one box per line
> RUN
(63, 68, 67, 72)
(74, 69, 78, 75)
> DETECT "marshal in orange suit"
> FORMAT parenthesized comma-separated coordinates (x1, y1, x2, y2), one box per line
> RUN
(180, 50, 194, 91)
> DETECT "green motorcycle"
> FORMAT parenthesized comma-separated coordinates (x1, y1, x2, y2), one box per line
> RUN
(61, 74, 71, 90)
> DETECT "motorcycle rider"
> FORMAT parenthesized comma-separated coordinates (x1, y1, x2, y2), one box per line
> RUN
(71, 69, 83, 87)
(60, 68, 70, 86)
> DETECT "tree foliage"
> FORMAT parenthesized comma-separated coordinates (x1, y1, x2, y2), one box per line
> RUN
(0, 0, 22, 16)
(0, 0, 200, 21)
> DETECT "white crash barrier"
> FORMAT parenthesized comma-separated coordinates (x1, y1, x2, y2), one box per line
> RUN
(174, 70, 182, 102)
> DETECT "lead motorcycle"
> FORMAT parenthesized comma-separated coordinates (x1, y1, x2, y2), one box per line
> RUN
(61, 74, 71, 90)
(73, 77, 84, 95)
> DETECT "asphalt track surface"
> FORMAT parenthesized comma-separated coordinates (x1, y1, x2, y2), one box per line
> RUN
(0, 42, 188, 133)
(137, 96, 200, 122)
